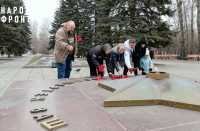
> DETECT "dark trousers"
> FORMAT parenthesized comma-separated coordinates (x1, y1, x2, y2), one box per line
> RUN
(123, 65, 129, 76)
(56, 57, 72, 79)
(110, 66, 115, 74)
(87, 60, 97, 77)
(87, 59, 104, 77)
(123, 64, 138, 76)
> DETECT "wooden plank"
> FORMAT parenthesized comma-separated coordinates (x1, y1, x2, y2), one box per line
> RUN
(147, 72, 170, 80)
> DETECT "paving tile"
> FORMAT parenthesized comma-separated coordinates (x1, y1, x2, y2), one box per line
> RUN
(0, 80, 126, 131)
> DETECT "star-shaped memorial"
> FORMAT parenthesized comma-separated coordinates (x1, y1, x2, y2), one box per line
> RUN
(98, 74, 200, 112)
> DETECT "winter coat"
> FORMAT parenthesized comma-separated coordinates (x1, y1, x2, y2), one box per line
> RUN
(106, 46, 124, 73)
(87, 45, 106, 68)
(124, 40, 140, 68)
(124, 40, 134, 69)
(140, 55, 153, 73)
(54, 27, 71, 64)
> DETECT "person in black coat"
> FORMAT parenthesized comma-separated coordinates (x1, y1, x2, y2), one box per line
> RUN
(137, 41, 147, 59)
(87, 44, 112, 77)
(134, 40, 147, 70)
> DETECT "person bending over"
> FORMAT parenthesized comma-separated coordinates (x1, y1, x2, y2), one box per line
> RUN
(106, 44, 125, 76)
(123, 38, 139, 76)
(87, 44, 112, 77)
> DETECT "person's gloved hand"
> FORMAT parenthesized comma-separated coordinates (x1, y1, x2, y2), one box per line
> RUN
(98, 64, 105, 73)
(128, 69, 133, 74)
(128, 68, 136, 73)
(96, 76, 102, 81)
(149, 68, 153, 72)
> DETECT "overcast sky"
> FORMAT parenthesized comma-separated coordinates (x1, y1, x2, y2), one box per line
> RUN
(24, 0, 60, 25)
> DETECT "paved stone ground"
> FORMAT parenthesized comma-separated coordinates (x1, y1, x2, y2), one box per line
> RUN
(0, 56, 200, 131)
(2, 79, 200, 131)
(1, 57, 199, 97)
(78, 81, 200, 131)
(0, 56, 90, 97)
(0, 55, 56, 97)
(154, 60, 200, 80)
(0, 56, 32, 96)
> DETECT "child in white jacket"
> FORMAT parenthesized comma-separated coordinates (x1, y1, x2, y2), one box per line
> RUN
(140, 48, 153, 75)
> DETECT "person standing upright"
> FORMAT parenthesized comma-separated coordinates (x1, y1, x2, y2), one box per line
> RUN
(54, 20, 76, 79)
(140, 48, 153, 75)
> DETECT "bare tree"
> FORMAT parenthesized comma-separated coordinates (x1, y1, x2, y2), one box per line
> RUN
(157, 0, 198, 55)
(190, 0, 195, 53)
(31, 21, 40, 54)
(183, 1, 189, 54)
(38, 18, 51, 54)
(177, 0, 187, 58)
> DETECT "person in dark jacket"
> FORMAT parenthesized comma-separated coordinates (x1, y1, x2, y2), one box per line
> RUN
(136, 40, 147, 59)
(135, 40, 147, 71)
(106, 44, 125, 75)
(87, 44, 112, 77)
